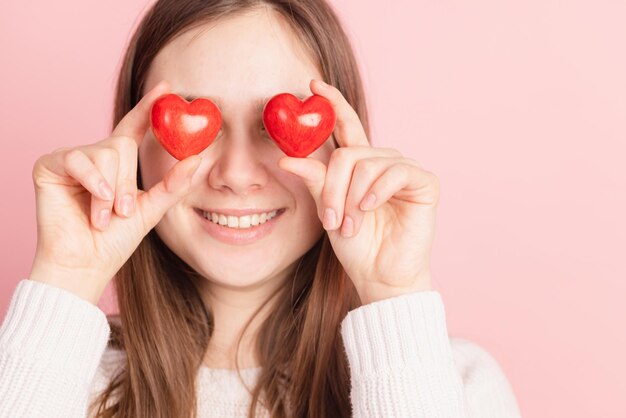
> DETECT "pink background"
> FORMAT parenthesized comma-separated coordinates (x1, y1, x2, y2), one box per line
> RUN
(1, 1, 624, 416)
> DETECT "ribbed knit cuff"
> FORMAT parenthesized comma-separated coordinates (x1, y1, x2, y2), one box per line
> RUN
(340, 290, 453, 378)
(340, 291, 476, 417)
(0, 279, 111, 384)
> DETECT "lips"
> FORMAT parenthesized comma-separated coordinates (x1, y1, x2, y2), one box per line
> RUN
(194, 206, 284, 244)
(195, 207, 285, 217)
(197, 206, 283, 221)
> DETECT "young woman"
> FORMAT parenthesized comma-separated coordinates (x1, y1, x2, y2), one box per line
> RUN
(0, 0, 522, 417)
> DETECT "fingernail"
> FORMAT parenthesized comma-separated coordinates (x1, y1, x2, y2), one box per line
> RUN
(360, 193, 377, 210)
(120, 194, 133, 216)
(99, 209, 111, 228)
(323, 207, 336, 230)
(341, 216, 354, 238)
(99, 181, 113, 201)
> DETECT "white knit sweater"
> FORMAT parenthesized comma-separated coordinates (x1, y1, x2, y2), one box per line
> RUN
(0, 279, 521, 417)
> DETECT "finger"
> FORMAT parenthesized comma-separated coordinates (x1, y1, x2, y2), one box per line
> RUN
(110, 79, 170, 146)
(106, 136, 138, 218)
(60, 149, 115, 201)
(88, 148, 120, 231)
(134, 155, 202, 234)
(321, 146, 402, 231)
(359, 163, 441, 214)
(341, 157, 391, 238)
(309, 79, 370, 148)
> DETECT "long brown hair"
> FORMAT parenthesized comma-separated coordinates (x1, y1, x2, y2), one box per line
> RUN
(90, 1, 371, 417)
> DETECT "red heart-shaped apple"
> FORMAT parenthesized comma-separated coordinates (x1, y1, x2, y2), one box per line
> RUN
(150, 93, 222, 160)
(262, 93, 336, 158)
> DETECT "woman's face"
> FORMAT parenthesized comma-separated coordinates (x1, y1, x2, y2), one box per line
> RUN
(139, 7, 335, 291)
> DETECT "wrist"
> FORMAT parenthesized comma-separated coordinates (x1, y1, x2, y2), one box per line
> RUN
(29, 262, 106, 306)
(357, 277, 433, 305)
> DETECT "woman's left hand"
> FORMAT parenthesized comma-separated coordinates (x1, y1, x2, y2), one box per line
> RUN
(278, 79, 440, 305)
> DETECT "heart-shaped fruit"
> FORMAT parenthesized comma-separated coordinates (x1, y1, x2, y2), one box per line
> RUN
(262, 93, 336, 158)
(150, 93, 222, 160)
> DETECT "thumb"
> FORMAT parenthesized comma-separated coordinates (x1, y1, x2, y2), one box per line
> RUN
(135, 155, 202, 233)
(278, 156, 327, 219)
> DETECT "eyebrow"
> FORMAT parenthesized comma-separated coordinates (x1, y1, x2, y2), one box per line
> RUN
(180, 92, 309, 112)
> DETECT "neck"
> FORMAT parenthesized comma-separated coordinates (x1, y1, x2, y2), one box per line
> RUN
(199, 276, 284, 370)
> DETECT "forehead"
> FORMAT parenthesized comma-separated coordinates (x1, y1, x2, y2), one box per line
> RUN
(146, 6, 323, 108)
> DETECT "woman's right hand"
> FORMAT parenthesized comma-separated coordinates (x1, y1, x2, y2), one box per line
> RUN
(28, 80, 202, 305)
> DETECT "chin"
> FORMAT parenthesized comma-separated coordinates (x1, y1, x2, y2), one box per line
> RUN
(189, 253, 288, 290)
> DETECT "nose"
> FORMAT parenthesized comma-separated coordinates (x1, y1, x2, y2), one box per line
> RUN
(206, 124, 270, 195)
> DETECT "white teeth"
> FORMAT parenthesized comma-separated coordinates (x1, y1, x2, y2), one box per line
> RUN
(227, 215, 236, 227)
(202, 210, 279, 229)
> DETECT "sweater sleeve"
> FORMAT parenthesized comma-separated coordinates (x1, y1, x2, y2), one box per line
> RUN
(340, 290, 522, 418)
(0, 279, 111, 418)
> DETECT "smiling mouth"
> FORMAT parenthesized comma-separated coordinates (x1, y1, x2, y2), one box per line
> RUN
(194, 207, 286, 229)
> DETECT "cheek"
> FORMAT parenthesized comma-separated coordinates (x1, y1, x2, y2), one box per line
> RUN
(274, 168, 320, 225)
(289, 179, 323, 233)
(294, 186, 317, 214)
